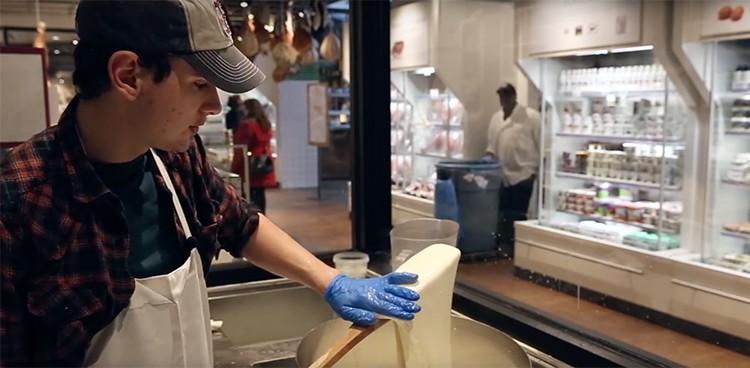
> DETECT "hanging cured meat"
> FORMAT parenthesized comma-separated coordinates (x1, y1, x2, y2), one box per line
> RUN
(297, 39, 320, 66)
(319, 15, 341, 61)
(32, 21, 47, 50)
(253, 3, 273, 44)
(234, 9, 260, 59)
(292, 8, 313, 52)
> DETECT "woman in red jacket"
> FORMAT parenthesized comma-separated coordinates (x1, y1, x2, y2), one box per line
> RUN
(231, 99, 277, 213)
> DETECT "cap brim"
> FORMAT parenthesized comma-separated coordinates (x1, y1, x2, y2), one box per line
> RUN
(182, 46, 265, 94)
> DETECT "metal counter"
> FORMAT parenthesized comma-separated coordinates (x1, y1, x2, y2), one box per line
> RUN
(208, 273, 570, 368)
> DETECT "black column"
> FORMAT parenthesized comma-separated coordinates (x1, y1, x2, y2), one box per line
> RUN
(349, 0, 391, 254)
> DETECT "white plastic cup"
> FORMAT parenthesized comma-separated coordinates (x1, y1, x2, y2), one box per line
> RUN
(333, 251, 370, 278)
(390, 218, 459, 269)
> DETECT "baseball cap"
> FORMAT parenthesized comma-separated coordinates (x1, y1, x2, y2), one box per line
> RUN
(75, 0, 265, 93)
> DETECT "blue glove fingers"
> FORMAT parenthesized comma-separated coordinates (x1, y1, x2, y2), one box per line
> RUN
(385, 272, 418, 284)
(384, 284, 420, 301)
(376, 291, 421, 313)
(370, 299, 416, 321)
(338, 306, 377, 326)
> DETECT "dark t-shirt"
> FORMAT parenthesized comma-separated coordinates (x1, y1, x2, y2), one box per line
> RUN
(92, 154, 184, 278)
(225, 109, 241, 131)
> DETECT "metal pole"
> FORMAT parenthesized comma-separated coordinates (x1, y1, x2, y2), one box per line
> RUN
(350, 0, 391, 254)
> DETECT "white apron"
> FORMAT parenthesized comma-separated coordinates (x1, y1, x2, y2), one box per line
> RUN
(84, 149, 213, 367)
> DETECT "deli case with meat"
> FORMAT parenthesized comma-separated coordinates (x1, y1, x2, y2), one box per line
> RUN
(389, 0, 515, 225)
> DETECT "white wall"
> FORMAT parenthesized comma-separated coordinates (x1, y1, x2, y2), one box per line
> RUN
(277, 81, 319, 188)
(0, 11, 76, 30)
(432, 1, 519, 160)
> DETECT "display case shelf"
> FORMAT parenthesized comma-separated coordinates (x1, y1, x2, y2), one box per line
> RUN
(721, 230, 750, 242)
(721, 179, 750, 188)
(558, 209, 680, 235)
(725, 130, 750, 137)
(415, 152, 449, 159)
(416, 93, 453, 99)
(556, 132, 683, 143)
(556, 172, 682, 191)
(722, 91, 750, 99)
(390, 71, 464, 197)
(556, 89, 674, 99)
(329, 110, 351, 116)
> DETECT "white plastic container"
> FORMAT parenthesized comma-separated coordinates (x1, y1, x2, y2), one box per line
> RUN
(333, 251, 370, 278)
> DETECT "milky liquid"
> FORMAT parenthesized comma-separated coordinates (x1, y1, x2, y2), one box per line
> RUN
(308, 243, 527, 367)
(333, 244, 460, 367)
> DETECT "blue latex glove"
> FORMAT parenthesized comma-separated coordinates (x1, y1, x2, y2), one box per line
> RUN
(324, 272, 421, 326)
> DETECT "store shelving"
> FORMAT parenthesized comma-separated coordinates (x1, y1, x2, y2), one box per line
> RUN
(721, 230, 750, 242)
(535, 58, 691, 253)
(721, 179, 750, 188)
(556, 132, 683, 143)
(557, 209, 679, 235)
(390, 71, 465, 201)
(700, 43, 750, 275)
(556, 172, 682, 191)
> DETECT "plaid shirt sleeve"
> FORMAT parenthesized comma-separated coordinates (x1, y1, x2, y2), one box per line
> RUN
(191, 136, 260, 258)
(0, 214, 32, 366)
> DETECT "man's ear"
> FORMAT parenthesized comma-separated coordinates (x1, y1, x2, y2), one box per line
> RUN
(108, 51, 142, 101)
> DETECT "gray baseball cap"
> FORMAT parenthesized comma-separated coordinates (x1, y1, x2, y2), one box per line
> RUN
(76, 0, 265, 93)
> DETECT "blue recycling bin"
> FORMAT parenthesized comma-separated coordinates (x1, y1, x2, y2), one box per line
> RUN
(434, 160, 503, 254)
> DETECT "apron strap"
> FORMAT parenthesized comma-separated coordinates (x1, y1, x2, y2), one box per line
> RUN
(149, 149, 193, 239)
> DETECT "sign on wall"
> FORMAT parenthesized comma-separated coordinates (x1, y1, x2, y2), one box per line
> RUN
(307, 83, 330, 147)
(701, 1, 750, 39)
(390, 1, 430, 70)
(526, 0, 642, 55)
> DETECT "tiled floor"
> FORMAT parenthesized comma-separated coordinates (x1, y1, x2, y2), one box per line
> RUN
(267, 186, 750, 367)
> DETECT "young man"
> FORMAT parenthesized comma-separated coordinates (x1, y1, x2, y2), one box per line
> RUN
(485, 83, 541, 257)
(0, 1, 420, 366)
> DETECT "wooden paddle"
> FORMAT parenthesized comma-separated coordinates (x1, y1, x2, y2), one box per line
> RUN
(308, 319, 390, 368)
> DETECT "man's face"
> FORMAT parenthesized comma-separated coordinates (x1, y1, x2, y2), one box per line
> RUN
(499, 92, 516, 111)
(134, 57, 221, 152)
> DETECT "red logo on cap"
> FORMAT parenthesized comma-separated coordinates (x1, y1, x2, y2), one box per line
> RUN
(214, 1, 232, 38)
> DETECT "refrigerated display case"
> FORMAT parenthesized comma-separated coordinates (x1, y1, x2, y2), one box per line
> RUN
(390, 82, 414, 188)
(390, 70, 465, 201)
(513, 0, 750, 343)
(699, 40, 750, 274)
(534, 53, 695, 253)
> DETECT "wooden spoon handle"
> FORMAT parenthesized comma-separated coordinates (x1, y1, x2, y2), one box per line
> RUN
(308, 319, 390, 368)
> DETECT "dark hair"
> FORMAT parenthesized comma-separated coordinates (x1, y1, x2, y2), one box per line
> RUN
(227, 95, 242, 109)
(72, 42, 172, 100)
(496, 83, 516, 96)
(243, 99, 272, 132)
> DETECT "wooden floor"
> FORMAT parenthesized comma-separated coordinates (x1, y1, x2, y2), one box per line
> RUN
(265, 187, 352, 253)
(458, 261, 750, 368)
(267, 187, 750, 367)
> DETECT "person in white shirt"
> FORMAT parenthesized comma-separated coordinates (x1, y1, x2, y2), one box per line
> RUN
(485, 83, 541, 257)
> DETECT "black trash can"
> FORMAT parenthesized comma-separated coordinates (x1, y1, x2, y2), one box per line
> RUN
(434, 160, 503, 254)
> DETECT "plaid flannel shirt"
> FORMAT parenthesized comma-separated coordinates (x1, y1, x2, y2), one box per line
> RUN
(0, 96, 260, 366)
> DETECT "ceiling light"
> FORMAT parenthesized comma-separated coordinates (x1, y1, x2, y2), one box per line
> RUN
(610, 45, 654, 54)
(52, 35, 60, 41)
(264, 24, 274, 32)
(53, 49, 60, 55)
(58, 78, 65, 84)
(72, 40, 78, 45)
(298, 11, 304, 17)
(416, 67, 435, 76)
(240, 1, 248, 8)
(575, 49, 608, 56)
